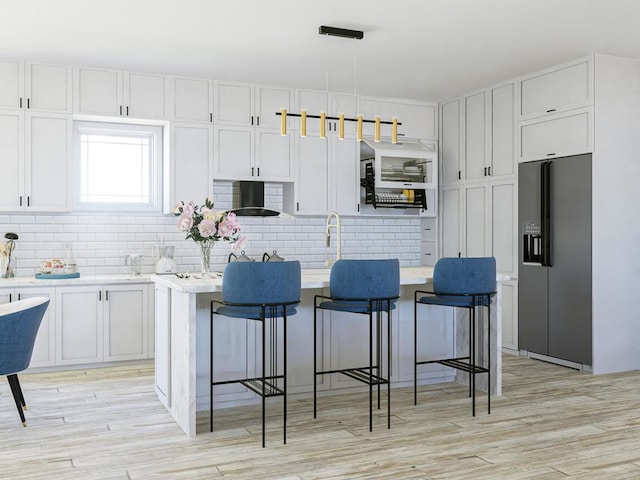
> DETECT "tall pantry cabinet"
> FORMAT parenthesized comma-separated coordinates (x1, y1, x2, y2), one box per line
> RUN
(439, 80, 519, 351)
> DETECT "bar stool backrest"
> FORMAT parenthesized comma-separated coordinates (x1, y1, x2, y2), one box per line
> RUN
(433, 257, 496, 295)
(329, 259, 400, 300)
(222, 260, 301, 306)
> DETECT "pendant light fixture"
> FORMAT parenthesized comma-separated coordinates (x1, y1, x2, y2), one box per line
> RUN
(276, 26, 401, 141)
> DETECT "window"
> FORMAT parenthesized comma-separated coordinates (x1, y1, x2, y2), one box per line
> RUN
(74, 121, 163, 211)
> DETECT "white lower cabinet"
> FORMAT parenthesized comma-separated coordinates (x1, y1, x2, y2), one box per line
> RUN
(44, 282, 152, 367)
(0, 287, 56, 368)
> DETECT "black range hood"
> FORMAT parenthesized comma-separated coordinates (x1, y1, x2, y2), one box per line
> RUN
(230, 181, 280, 217)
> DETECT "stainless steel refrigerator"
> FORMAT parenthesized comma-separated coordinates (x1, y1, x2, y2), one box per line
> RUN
(518, 154, 592, 365)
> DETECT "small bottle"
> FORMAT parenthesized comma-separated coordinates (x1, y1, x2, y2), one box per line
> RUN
(63, 243, 77, 274)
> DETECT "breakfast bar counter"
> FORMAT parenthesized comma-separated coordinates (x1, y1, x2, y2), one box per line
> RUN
(152, 267, 506, 437)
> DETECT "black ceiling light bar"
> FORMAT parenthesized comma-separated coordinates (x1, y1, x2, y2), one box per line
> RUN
(318, 25, 364, 40)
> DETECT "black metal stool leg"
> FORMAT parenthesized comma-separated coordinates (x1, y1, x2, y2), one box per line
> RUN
(262, 316, 266, 448)
(313, 303, 317, 419)
(471, 305, 476, 417)
(210, 308, 214, 433)
(414, 298, 418, 406)
(369, 310, 373, 432)
(487, 300, 491, 414)
(7, 374, 26, 426)
(387, 306, 391, 429)
(283, 314, 287, 445)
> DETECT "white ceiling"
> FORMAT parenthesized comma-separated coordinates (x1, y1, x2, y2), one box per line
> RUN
(1, 0, 639, 102)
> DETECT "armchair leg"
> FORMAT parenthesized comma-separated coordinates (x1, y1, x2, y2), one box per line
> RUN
(7, 374, 27, 426)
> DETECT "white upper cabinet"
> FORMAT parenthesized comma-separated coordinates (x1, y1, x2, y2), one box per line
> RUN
(464, 91, 488, 181)
(74, 66, 167, 119)
(170, 77, 212, 123)
(440, 99, 462, 185)
(214, 81, 292, 129)
(0, 61, 71, 113)
(358, 97, 437, 140)
(0, 110, 71, 212)
(167, 123, 213, 212)
(519, 107, 593, 162)
(490, 82, 516, 178)
(519, 56, 593, 121)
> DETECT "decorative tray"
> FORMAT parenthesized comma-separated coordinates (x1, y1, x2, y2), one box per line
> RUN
(35, 272, 81, 279)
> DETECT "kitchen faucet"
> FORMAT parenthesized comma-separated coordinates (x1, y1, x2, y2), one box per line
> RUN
(325, 211, 342, 267)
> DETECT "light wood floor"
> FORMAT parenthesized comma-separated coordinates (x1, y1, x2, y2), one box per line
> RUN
(2, 354, 640, 479)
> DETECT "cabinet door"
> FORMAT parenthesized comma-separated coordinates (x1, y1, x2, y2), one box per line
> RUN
(104, 285, 149, 361)
(255, 85, 292, 129)
(125, 72, 167, 119)
(464, 184, 488, 257)
(18, 288, 56, 368)
(420, 217, 437, 266)
(331, 137, 359, 214)
(0, 110, 24, 211)
(501, 280, 518, 351)
(440, 186, 461, 258)
(464, 92, 487, 181)
(170, 123, 212, 209)
(440, 99, 461, 185)
(519, 57, 592, 120)
(213, 125, 254, 180)
(172, 77, 212, 123)
(255, 130, 293, 181)
(295, 135, 329, 215)
(26, 63, 72, 113)
(0, 60, 23, 109)
(359, 97, 436, 140)
(519, 108, 592, 162)
(214, 82, 253, 126)
(56, 287, 103, 365)
(0, 289, 12, 304)
(490, 82, 516, 177)
(74, 66, 123, 116)
(25, 113, 72, 212)
(490, 180, 517, 275)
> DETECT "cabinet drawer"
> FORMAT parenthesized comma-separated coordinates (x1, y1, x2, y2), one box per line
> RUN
(519, 108, 592, 162)
(519, 57, 592, 120)
(421, 241, 436, 266)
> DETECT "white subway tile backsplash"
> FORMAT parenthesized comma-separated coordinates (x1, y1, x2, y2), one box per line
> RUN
(5, 211, 423, 276)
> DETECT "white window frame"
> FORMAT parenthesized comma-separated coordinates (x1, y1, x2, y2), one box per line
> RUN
(73, 121, 164, 212)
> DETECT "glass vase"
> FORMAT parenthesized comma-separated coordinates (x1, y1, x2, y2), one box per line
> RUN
(199, 241, 214, 277)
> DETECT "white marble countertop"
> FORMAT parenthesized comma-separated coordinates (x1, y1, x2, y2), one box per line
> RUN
(151, 266, 442, 293)
(0, 273, 154, 287)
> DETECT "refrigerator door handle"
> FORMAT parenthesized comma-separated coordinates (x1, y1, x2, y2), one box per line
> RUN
(541, 161, 552, 266)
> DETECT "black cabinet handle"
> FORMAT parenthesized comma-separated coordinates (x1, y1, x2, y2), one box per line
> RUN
(19, 98, 22, 108)
(17, 293, 21, 300)
(27, 196, 30, 207)
(546, 153, 556, 156)
(296, 202, 299, 211)
(251, 116, 254, 125)
(251, 167, 254, 176)
(19, 196, 22, 207)
(209, 113, 213, 123)
(27, 98, 30, 109)
(99, 291, 102, 301)
(458, 171, 461, 180)
(105, 290, 109, 301)
(488, 166, 491, 176)
(256, 116, 260, 126)
(484, 167, 487, 176)
(546, 108, 556, 113)
(8, 293, 11, 302)
(257, 167, 260, 176)
(126, 106, 129, 116)
(120, 106, 122, 116)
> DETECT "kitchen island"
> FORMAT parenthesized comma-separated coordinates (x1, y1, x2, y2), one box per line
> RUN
(152, 267, 506, 437)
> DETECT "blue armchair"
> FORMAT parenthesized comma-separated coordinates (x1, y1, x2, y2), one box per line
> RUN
(0, 297, 50, 426)
(210, 260, 301, 447)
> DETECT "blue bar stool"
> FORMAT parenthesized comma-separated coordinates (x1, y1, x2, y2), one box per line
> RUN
(414, 257, 496, 416)
(0, 297, 50, 427)
(314, 259, 400, 431)
(210, 260, 301, 447)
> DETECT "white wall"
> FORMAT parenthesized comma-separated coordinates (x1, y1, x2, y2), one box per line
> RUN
(1, 182, 422, 277)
